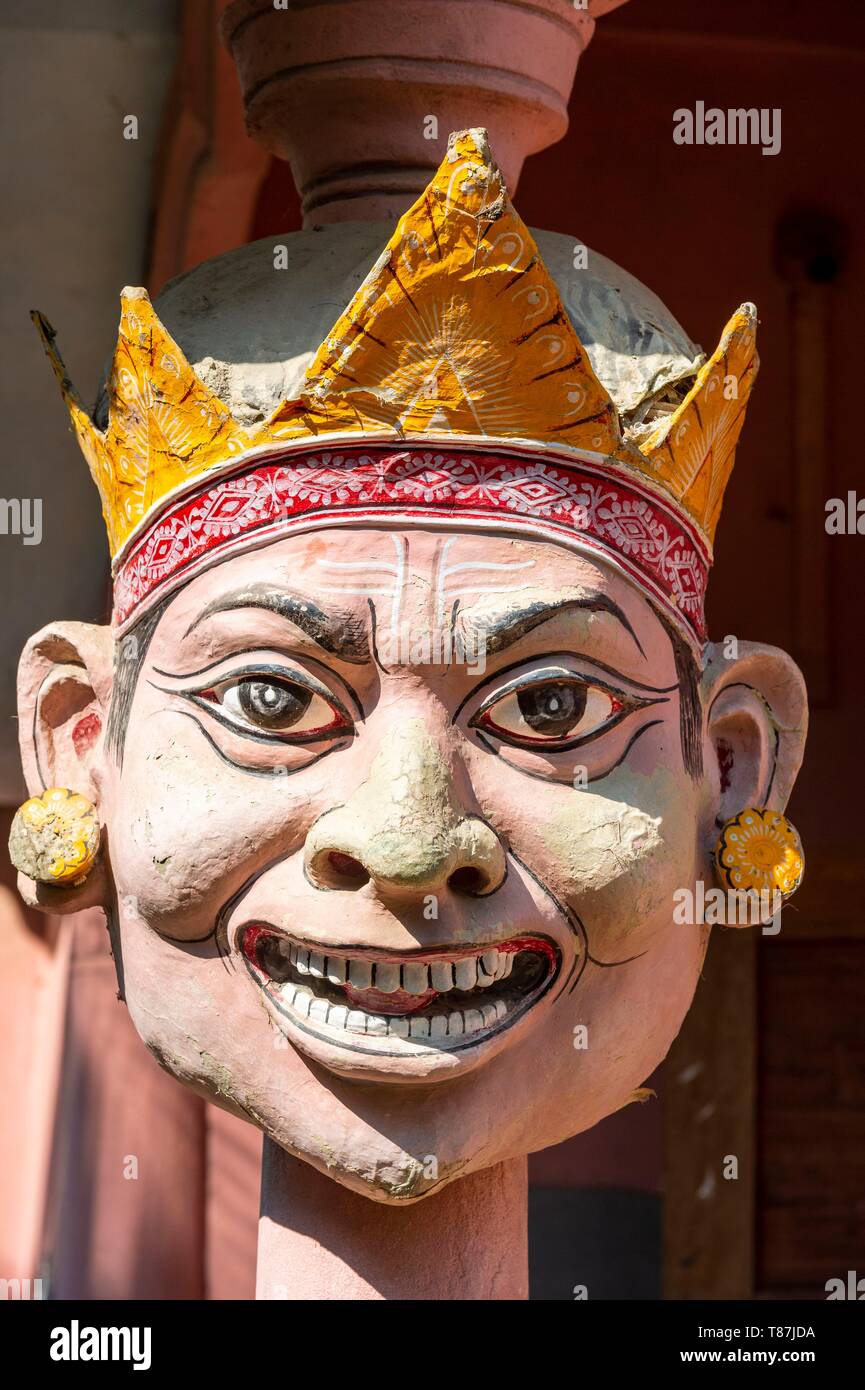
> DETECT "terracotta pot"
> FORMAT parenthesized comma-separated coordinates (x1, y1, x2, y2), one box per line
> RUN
(221, 0, 629, 226)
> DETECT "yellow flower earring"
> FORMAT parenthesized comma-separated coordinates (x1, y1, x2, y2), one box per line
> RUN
(714, 806, 804, 903)
(8, 787, 101, 887)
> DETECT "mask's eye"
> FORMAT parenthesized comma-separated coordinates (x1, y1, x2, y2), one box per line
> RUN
(474, 675, 624, 749)
(199, 675, 349, 741)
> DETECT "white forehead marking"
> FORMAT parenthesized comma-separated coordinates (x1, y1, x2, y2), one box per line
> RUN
(315, 533, 407, 637)
(434, 536, 535, 624)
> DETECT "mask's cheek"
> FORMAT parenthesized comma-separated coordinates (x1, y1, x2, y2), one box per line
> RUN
(484, 763, 703, 959)
(105, 730, 310, 940)
(115, 908, 285, 1114)
(552, 772, 704, 955)
(521, 919, 706, 1153)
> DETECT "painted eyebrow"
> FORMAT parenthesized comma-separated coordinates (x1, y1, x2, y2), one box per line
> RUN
(182, 585, 370, 664)
(454, 593, 646, 659)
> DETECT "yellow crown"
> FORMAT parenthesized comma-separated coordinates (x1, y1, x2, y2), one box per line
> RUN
(34, 128, 757, 563)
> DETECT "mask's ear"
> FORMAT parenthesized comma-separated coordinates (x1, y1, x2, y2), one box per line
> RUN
(701, 638, 808, 837)
(15, 621, 114, 914)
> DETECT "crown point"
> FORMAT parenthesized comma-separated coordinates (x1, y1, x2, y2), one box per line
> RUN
(31, 309, 55, 344)
(446, 127, 492, 162)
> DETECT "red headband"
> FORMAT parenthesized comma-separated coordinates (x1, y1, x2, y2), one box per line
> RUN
(112, 445, 710, 647)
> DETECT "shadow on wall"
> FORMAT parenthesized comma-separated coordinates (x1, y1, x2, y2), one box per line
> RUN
(530, 1188, 661, 1300)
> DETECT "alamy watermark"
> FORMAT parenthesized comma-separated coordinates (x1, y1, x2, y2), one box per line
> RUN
(0, 497, 41, 545)
(674, 102, 781, 157)
(673, 881, 783, 934)
(825, 492, 865, 534)
(375, 626, 487, 674)
(826, 1271, 865, 1299)
(50, 1321, 151, 1370)
(1, 1276, 43, 1299)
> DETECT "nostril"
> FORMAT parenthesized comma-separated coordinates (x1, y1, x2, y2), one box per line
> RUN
(328, 851, 369, 884)
(448, 865, 488, 896)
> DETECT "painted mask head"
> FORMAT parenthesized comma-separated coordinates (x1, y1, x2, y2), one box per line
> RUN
(16, 132, 806, 1202)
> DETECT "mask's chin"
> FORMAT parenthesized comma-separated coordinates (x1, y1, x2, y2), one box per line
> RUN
(238, 924, 563, 1083)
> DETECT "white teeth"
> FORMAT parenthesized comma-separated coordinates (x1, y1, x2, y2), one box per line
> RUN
(373, 962, 401, 994)
(454, 957, 478, 990)
(476, 951, 497, 987)
(326, 956, 347, 986)
(402, 961, 430, 994)
(430, 960, 454, 992)
(481, 949, 500, 978)
(294, 989, 313, 1017)
(348, 958, 372, 990)
(270, 944, 527, 997)
(261, 937, 544, 1046)
(272, 982, 514, 1042)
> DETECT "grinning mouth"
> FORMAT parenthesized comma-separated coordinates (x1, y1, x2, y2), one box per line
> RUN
(241, 926, 559, 1052)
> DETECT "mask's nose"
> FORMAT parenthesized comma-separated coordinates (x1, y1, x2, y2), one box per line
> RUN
(303, 720, 506, 900)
